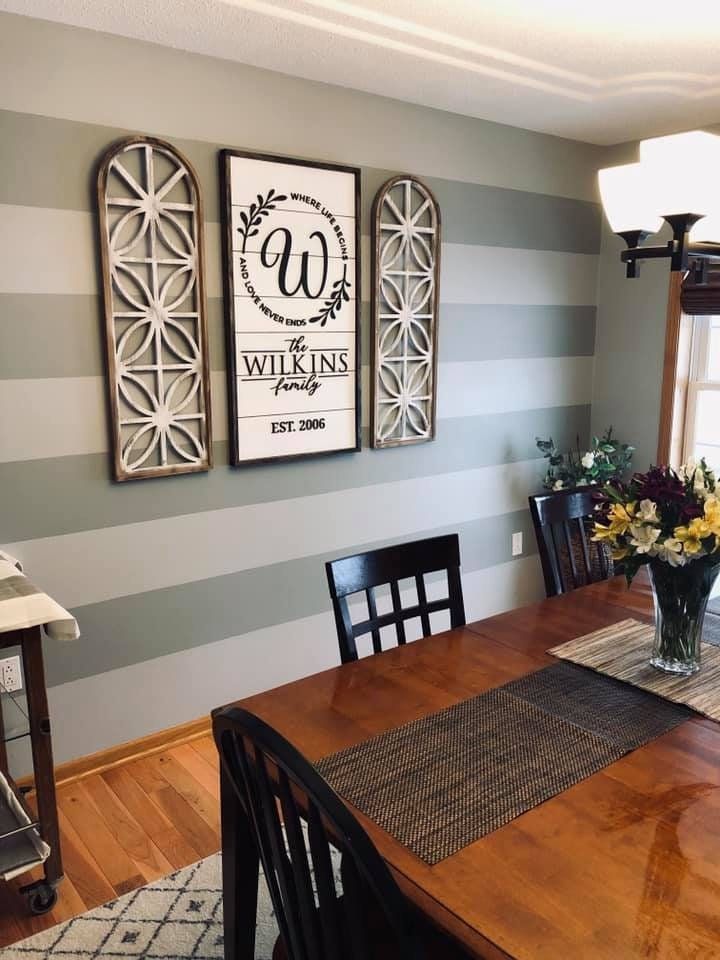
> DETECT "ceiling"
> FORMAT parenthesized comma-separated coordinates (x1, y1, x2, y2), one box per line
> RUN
(4, 0, 720, 145)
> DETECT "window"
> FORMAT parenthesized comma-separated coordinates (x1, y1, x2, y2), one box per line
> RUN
(683, 315, 720, 469)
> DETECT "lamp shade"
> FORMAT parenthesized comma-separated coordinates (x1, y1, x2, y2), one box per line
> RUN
(639, 131, 720, 219)
(689, 212, 720, 243)
(598, 163, 663, 235)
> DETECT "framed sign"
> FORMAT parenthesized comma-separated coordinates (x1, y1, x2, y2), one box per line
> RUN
(221, 150, 361, 464)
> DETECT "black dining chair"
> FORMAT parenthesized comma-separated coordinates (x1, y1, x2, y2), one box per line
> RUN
(213, 706, 469, 960)
(529, 487, 613, 598)
(325, 534, 466, 664)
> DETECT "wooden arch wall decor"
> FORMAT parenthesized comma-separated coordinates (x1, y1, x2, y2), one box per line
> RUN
(371, 176, 441, 448)
(97, 136, 212, 481)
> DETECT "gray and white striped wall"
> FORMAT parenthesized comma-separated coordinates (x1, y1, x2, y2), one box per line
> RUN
(0, 12, 603, 765)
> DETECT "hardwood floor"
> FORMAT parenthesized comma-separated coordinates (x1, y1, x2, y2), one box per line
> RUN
(0, 735, 221, 948)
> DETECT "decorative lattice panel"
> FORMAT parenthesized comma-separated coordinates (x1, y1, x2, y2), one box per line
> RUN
(97, 137, 212, 481)
(371, 177, 440, 448)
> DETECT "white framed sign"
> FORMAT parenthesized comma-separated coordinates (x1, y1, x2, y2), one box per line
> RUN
(221, 150, 361, 465)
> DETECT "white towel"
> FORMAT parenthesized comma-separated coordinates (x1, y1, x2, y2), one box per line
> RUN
(0, 560, 79, 642)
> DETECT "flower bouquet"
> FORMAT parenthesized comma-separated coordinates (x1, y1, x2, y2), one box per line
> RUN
(593, 460, 720, 675)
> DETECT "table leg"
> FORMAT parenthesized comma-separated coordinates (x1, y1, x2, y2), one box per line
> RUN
(220, 762, 259, 960)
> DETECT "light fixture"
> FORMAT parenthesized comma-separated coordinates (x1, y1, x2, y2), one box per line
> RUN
(599, 130, 720, 282)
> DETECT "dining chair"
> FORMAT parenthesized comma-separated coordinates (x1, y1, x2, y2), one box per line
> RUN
(325, 534, 466, 663)
(529, 487, 613, 598)
(213, 706, 469, 960)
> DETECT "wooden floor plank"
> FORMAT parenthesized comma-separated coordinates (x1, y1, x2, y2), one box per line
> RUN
(58, 780, 146, 897)
(147, 753, 221, 832)
(171, 742, 220, 800)
(125, 757, 220, 859)
(190, 734, 219, 769)
(81, 773, 175, 884)
(54, 806, 117, 909)
(102, 766, 201, 870)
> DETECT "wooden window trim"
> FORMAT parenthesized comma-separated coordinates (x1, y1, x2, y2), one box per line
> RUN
(657, 272, 694, 466)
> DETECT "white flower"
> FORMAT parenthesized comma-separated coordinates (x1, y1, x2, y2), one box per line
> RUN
(553, 480, 564, 491)
(629, 524, 661, 554)
(680, 459, 697, 481)
(636, 499, 659, 523)
(581, 452, 595, 469)
(694, 470, 712, 500)
(576, 479, 588, 487)
(652, 537, 687, 567)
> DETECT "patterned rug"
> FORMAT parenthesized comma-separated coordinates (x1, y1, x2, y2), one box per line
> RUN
(2, 855, 278, 959)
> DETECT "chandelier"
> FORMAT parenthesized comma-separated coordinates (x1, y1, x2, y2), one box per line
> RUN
(599, 131, 720, 283)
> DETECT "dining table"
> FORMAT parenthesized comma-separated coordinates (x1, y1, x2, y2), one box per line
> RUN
(220, 573, 720, 960)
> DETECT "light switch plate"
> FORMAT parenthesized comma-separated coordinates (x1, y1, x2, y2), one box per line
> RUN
(512, 532, 523, 557)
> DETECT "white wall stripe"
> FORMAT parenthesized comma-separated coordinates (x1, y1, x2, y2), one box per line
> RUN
(0, 204, 598, 305)
(3, 459, 546, 608)
(31, 556, 545, 768)
(438, 356, 593, 418)
(0, 357, 590, 463)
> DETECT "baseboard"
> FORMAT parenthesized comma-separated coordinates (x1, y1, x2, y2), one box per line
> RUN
(19, 715, 212, 791)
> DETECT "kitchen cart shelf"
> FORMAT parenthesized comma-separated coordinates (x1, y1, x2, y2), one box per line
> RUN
(0, 626, 62, 915)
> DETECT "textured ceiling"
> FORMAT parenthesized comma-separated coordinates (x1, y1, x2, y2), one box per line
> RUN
(4, 0, 720, 144)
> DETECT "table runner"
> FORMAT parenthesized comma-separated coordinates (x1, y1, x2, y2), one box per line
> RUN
(315, 661, 689, 864)
(550, 617, 720, 722)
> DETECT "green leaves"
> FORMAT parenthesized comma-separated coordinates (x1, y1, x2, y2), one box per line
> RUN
(536, 426, 634, 492)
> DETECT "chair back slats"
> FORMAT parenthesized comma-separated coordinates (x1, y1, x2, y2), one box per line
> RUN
(389, 580, 407, 645)
(326, 534, 466, 663)
(276, 769, 323, 959)
(529, 488, 614, 598)
(415, 574, 432, 636)
(213, 707, 423, 960)
(364, 588, 382, 654)
(561, 521, 579, 589)
(340, 853, 372, 960)
(307, 804, 343, 960)
(253, 749, 306, 959)
(577, 516, 592, 575)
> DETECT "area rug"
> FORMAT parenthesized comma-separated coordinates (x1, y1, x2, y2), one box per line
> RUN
(2, 855, 278, 959)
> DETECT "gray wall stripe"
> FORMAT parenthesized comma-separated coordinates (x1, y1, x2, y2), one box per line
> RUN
(0, 109, 600, 254)
(44, 508, 538, 687)
(0, 294, 596, 379)
(0, 405, 589, 542)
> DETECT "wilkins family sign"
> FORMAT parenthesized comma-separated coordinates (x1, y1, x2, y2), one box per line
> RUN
(221, 150, 361, 464)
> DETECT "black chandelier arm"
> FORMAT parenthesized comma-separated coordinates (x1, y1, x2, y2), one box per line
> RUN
(616, 213, 720, 279)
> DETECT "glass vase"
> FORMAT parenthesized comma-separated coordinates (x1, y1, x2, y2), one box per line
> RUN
(649, 558, 720, 676)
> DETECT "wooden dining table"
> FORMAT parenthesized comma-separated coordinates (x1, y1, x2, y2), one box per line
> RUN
(221, 574, 720, 960)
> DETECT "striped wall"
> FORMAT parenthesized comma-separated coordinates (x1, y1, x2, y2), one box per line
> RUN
(0, 12, 603, 767)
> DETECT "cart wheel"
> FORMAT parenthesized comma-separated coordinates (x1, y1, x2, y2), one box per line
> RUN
(27, 884, 57, 916)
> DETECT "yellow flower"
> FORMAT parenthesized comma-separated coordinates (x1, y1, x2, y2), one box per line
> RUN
(611, 546, 630, 561)
(674, 517, 711, 555)
(593, 522, 617, 543)
(607, 502, 636, 536)
(705, 495, 720, 528)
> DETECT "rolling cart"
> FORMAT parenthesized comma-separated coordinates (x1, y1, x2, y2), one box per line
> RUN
(0, 554, 79, 915)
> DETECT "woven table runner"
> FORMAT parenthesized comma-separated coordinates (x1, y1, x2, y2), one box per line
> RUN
(315, 662, 688, 864)
(550, 617, 720, 722)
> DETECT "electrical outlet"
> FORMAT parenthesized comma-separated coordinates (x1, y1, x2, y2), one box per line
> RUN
(0, 656, 22, 693)
(512, 532, 523, 557)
